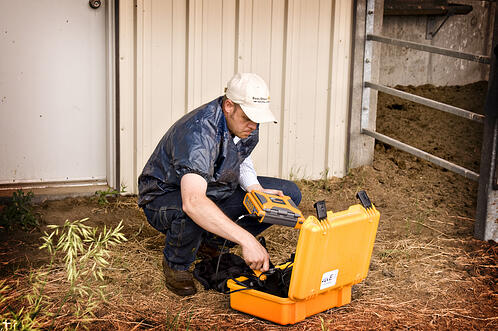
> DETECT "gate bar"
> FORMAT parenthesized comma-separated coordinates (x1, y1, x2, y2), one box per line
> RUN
(367, 34, 491, 64)
(365, 82, 485, 123)
(361, 0, 376, 131)
(362, 129, 480, 181)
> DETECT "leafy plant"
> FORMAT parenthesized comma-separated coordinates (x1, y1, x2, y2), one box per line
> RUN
(0, 218, 128, 329)
(93, 185, 127, 206)
(40, 218, 127, 299)
(320, 316, 329, 331)
(0, 190, 39, 231)
(0, 280, 40, 331)
(318, 169, 332, 191)
(165, 311, 192, 331)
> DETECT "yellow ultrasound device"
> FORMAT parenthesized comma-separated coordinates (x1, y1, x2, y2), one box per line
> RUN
(243, 191, 305, 229)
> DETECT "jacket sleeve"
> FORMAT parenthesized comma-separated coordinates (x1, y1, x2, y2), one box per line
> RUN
(167, 120, 218, 182)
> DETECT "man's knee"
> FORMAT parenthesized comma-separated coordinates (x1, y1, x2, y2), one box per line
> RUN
(282, 180, 302, 206)
(258, 176, 302, 206)
(143, 205, 185, 235)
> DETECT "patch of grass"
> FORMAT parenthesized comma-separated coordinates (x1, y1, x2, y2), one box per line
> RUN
(403, 215, 426, 236)
(165, 312, 182, 330)
(1, 219, 128, 329)
(39, 218, 127, 296)
(379, 248, 402, 260)
(317, 169, 332, 192)
(0, 278, 40, 331)
(320, 316, 329, 331)
(93, 185, 127, 206)
(0, 190, 39, 231)
(412, 218, 426, 235)
(1, 308, 39, 331)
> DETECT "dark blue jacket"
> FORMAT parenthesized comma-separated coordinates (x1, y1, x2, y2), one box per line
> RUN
(138, 96, 259, 206)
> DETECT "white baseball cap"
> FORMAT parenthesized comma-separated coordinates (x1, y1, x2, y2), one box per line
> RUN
(225, 73, 277, 124)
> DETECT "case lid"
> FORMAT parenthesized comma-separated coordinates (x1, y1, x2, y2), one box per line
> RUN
(287, 204, 380, 301)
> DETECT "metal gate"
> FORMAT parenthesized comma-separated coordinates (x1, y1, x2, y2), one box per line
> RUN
(359, 0, 497, 241)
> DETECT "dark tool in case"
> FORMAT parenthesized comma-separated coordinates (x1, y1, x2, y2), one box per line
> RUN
(243, 191, 305, 228)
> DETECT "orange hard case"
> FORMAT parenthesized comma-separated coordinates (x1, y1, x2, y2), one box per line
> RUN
(227, 204, 380, 325)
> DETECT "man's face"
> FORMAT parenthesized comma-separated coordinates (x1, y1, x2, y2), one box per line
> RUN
(224, 100, 258, 139)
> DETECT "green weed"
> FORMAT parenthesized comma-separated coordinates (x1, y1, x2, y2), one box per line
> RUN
(379, 249, 401, 260)
(0, 190, 39, 231)
(288, 166, 304, 181)
(1, 219, 127, 329)
(93, 185, 127, 206)
(165, 312, 180, 330)
(320, 316, 329, 331)
(0, 280, 40, 331)
(164, 311, 192, 331)
(404, 216, 424, 235)
(40, 218, 127, 297)
(318, 169, 332, 191)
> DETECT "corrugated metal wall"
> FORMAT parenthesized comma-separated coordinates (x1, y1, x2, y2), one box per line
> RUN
(119, 0, 354, 193)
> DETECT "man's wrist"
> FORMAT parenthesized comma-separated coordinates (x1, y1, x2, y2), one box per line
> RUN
(246, 184, 264, 192)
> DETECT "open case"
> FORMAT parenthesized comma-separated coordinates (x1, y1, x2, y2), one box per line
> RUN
(227, 200, 380, 325)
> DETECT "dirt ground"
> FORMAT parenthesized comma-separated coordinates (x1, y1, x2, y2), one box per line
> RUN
(1, 81, 497, 330)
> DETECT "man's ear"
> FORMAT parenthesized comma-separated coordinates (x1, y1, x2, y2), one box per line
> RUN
(223, 98, 235, 114)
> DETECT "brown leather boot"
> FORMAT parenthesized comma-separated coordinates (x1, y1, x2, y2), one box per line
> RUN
(162, 257, 197, 296)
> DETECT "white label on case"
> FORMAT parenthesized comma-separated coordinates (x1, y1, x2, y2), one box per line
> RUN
(320, 269, 339, 290)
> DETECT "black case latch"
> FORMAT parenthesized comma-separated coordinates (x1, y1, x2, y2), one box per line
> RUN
(313, 200, 327, 221)
(356, 190, 373, 210)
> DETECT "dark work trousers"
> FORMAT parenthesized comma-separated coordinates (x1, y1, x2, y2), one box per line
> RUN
(142, 176, 302, 271)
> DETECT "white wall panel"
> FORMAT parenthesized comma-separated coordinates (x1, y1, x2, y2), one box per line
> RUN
(328, 0, 353, 177)
(237, 0, 286, 177)
(135, 0, 187, 178)
(266, 0, 287, 178)
(120, 0, 354, 193)
(187, 0, 237, 110)
(119, 0, 136, 192)
(282, 0, 335, 179)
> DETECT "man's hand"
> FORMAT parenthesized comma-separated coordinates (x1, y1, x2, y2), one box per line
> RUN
(181, 173, 270, 271)
(241, 236, 270, 271)
(246, 184, 284, 197)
